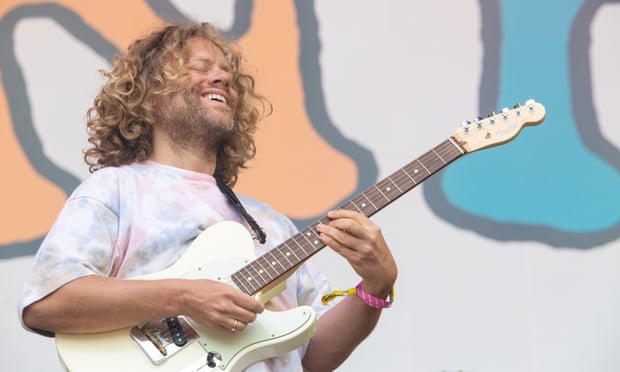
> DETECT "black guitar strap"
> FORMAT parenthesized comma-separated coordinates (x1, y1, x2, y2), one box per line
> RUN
(216, 178, 267, 244)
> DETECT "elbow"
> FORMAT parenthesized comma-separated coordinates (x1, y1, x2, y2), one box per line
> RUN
(22, 302, 55, 336)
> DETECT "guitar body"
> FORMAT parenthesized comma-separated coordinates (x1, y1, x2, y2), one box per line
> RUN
(56, 222, 317, 372)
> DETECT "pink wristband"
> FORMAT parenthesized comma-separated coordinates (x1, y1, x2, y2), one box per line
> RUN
(355, 282, 394, 309)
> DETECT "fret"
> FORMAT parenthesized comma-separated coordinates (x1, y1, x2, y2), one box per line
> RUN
(303, 227, 323, 248)
(240, 265, 263, 293)
(299, 228, 323, 251)
(265, 251, 287, 274)
(289, 234, 311, 257)
(352, 193, 377, 214)
(390, 169, 415, 193)
(387, 178, 401, 198)
(254, 255, 275, 280)
(232, 269, 253, 295)
(419, 152, 442, 173)
(245, 263, 268, 289)
(243, 267, 261, 293)
(255, 256, 278, 280)
(363, 189, 386, 213)
(432, 148, 447, 164)
(384, 176, 403, 194)
(416, 158, 431, 175)
(397, 167, 418, 189)
(344, 199, 363, 214)
(274, 246, 295, 268)
(285, 236, 305, 256)
(283, 240, 302, 262)
(404, 161, 429, 184)
(373, 184, 389, 202)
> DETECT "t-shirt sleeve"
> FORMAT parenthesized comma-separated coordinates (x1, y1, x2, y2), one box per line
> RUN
(17, 195, 119, 332)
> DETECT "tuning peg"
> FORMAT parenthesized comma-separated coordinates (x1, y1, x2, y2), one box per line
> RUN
(525, 99, 538, 111)
(513, 103, 521, 108)
(461, 120, 472, 132)
(501, 107, 510, 119)
(476, 116, 483, 128)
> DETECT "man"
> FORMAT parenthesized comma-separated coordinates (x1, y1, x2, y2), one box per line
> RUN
(19, 22, 397, 371)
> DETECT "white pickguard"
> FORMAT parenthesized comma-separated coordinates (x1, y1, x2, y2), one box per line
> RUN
(55, 222, 317, 372)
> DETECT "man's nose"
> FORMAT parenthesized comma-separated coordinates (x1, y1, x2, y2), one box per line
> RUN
(209, 67, 231, 88)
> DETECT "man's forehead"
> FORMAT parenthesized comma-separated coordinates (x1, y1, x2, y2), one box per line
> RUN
(187, 37, 222, 57)
(184, 38, 233, 73)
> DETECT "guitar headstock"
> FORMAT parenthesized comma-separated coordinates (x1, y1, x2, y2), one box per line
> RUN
(453, 99, 546, 153)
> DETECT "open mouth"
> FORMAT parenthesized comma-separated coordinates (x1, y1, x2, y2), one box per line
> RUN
(203, 93, 227, 105)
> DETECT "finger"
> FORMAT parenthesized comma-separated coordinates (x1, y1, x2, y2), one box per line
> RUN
(228, 304, 261, 326)
(317, 222, 356, 247)
(231, 292, 265, 315)
(327, 209, 363, 221)
(229, 318, 248, 333)
(326, 209, 374, 235)
(317, 225, 364, 261)
(219, 318, 243, 334)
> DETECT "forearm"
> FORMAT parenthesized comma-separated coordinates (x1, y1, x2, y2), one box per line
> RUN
(302, 292, 384, 371)
(22, 275, 187, 334)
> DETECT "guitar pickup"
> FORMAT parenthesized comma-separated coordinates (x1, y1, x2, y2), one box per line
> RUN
(131, 316, 199, 365)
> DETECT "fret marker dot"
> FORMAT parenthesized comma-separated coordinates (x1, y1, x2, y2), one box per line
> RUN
(361, 203, 367, 207)
(259, 270, 264, 273)
(386, 187, 391, 192)
(286, 252, 291, 256)
(247, 277, 253, 281)
(314, 240, 319, 245)
(414, 169, 419, 174)
(271, 261, 276, 266)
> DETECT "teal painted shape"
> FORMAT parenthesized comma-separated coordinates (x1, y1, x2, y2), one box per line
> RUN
(443, 0, 620, 232)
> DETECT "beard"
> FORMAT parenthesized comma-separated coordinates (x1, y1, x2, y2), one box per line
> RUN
(154, 86, 235, 155)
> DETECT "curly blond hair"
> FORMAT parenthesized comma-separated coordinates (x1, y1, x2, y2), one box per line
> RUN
(84, 22, 269, 186)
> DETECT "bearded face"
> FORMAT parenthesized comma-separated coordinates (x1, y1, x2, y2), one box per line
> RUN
(152, 37, 239, 156)
(154, 85, 235, 153)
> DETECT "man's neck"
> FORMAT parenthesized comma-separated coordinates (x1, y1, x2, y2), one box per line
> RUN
(149, 132, 217, 175)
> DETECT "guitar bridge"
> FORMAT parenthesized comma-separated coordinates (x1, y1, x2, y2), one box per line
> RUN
(131, 316, 199, 365)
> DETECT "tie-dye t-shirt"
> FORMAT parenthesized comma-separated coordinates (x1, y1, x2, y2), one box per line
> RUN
(19, 160, 330, 372)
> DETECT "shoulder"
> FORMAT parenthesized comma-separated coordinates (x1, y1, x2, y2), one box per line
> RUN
(69, 163, 146, 209)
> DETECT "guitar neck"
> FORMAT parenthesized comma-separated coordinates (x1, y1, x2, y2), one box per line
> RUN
(231, 137, 466, 296)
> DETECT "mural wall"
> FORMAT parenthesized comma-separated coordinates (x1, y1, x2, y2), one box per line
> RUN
(1, 0, 619, 371)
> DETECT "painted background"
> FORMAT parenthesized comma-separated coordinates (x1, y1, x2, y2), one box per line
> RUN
(1, 0, 619, 371)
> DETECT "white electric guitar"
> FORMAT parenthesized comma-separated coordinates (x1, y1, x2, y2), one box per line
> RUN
(56, 100, 546, 371)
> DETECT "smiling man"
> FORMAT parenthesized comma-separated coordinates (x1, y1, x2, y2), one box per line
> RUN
(18, 22, 397, 372)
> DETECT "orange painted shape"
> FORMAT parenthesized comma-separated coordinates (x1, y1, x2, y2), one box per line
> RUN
(0, 70, 67, 244)
(0, 0, 162, 246)
(236, 0, 357, 218)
